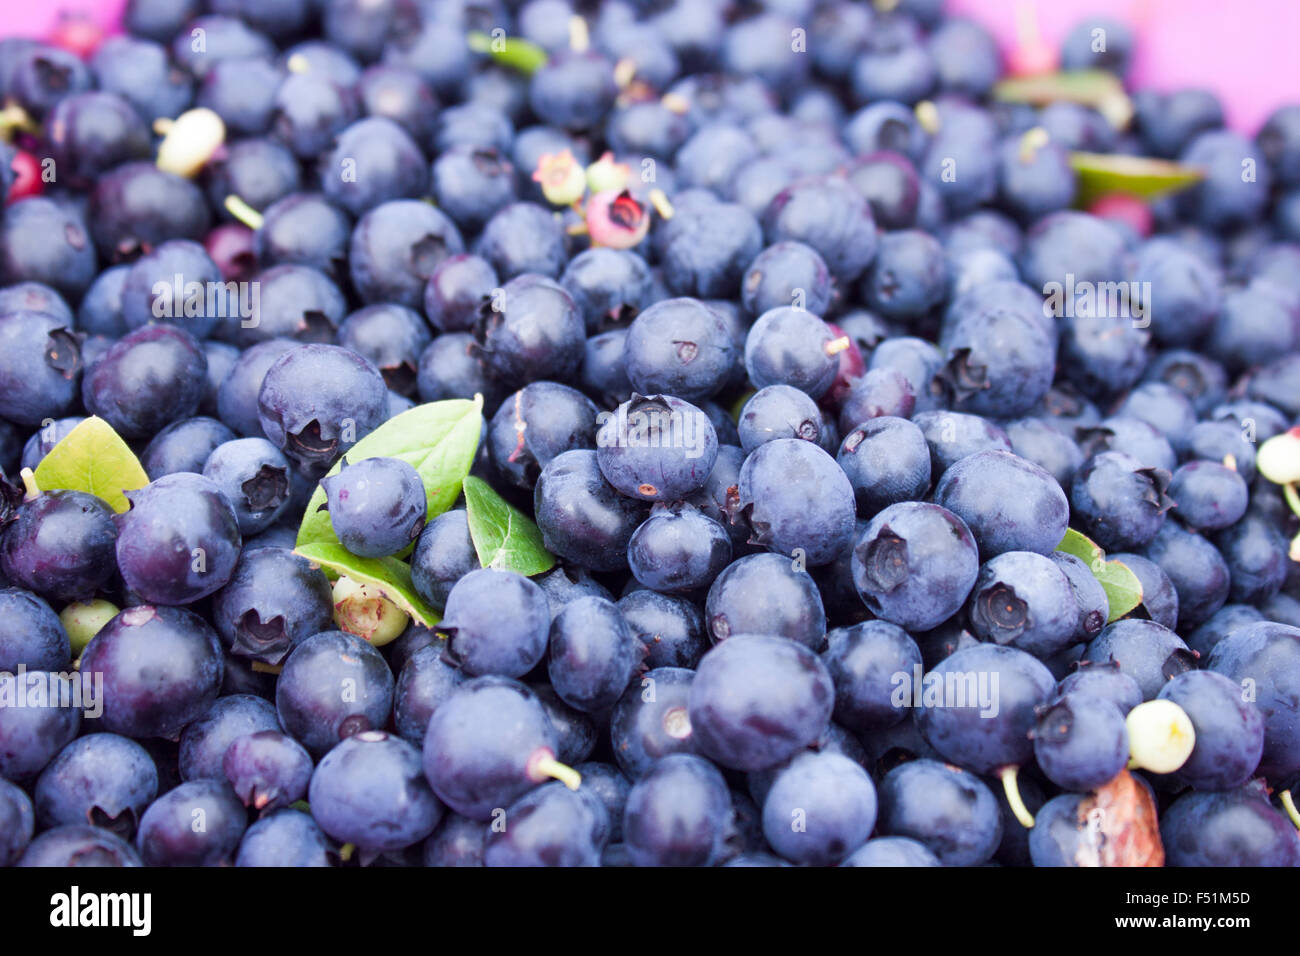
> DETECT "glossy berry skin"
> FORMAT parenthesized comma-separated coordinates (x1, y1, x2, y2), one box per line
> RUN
(876, 760, 1002, 867)
(176, 694, 280, 783)
(421, 677, 562, 821)
(1049, 551, 1111, 643)
(0, 310, 82, 427)
(483, 782, 608, 867)
(88, 162, 212, 263)
(321, 456, 426, 558)
(535, 450, 650, 572)
(561, 248, 653, 333)
(596, 395, 718, 502)
(762, 751, 877, 866)
(966, 551, 1080, 658)
(1207, 623, 1300, 783)
(623, 297, 739, 402)
(440, 569, 550, 679)
(221, 731, 313, 812)
(83, 324, 208, 441)
(275, 631, 395, 757)
(738, 385, 822, 453)
(488, 382, 598, 490)
(842, 836, 942, 867)
(836, 416, 931, 517)
(933, 450, 1069, 559)
(610, 667, 697, 778)
(704, 552, 827, 649)
(1058, 663, 1143, 716)
(1158, 671, 1264, 791)
(548, 596, 645, 713)
(349, 200, 464, 310)
(114, 473, 242, 606)
(622, 753, 733, 867)
(236, 810, 335, 867)
(734, 439, 855, 567)
(0, 491, 117, 603)
(394, 644, 467, 745)
(17, 824, 142, 867)
(212, 547, 333, 666)
(141, 417, 237, 479)
(257, 344, 389, 474)
(82, 605, 223, 740)
(408, 508, 479, 610)
(741, 241, 834, 319)
(1166, 461, 1248, 531)
(0, 588, 71, 672)
(33, 733, 158, 838)
(821, 621, 922, 732)
(619, 590, 708, 670)
(337, 304, 432, 397)
(1082, 619, 1196, 702)
(421, 812, 486, 867)
(1070, 451, 1173, 552)
(627, 506, 731, 594)
(1160, 787, 1300, 867)
(917, 643, 1056, 775)
(472, 274, 584, 384)
(135, 780, 247, 867)
(309, 730, 442, 855)
(744, 307, 842, 400)
(0, 670, 81, 782)
(688, 634, 834, 772)
(201, 438, 293, 536)
(764, 176, 878, 283)
(424, 254, 498, 333)
(1032, 693, 1129, 791)
(851, 502, 980, 631)
(1139, 520, 1231, 630)
(0, 779, 34, 866)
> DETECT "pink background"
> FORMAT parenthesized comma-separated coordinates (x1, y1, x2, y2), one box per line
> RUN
(2, 0, 1298, 132)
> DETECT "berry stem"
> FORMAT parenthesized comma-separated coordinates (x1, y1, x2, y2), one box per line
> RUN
(528, 750, 582, 790)
(1000, 765, 1036, 828)
(250, 661, 283, 675)
(224, 195, 265, 231)
(825, 335, 852, 357)
(1282, 482, 1300, 521)
(567, 15, 589, 53)
(18, 467, 39, 501)
(1281, 790, 1300, 832)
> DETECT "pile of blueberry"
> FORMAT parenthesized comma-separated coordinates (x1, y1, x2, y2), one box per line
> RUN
(1, 0, 1300, 869)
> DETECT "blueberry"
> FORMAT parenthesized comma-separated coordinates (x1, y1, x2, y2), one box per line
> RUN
(356, 64, 439, 147)
(114, 473, 242, 605)
(688, 634, 833, 772)
(1058, 661, 1143, 715)
(535, 449, 650, 572)
(0, 587, 70, 672)
(941, 301, 1056, 419)
(349, 200, 465, 309)
(409, 509, 480, 610)
(212, 547, 334, 665)
(201, 438, 293, 536)
(548, 595, 644, 712)
(841, 836, 941, 867)
(484, 781, 607, 867)
(622, 753, 732, 867)
(595, 394, 718, 502)
(530, 683, 597, 766)
(737, 385, 820, 453)
(851, 502, 979, 631)
(1161, 787, 1300, 867)
(1082, 619, 1196, 701)
(142, 416, 237, 479)
(178, 693, 280, 781)
(220, 730, 313, 812)
(321, 456, 426, 558)
(820, 620, 921, 732)
(0, 491, 117, 603)
(1032, 693, 1129, 791)
(876, 759, 1001, 866)
(609, 666, 697, 778)
(253, 193, 351, 280)
(421, 812, 486, 867)
(416, 332, 506, 408)
(322, 117, 430, 217)
(627, 505, 731, 594)
(440, 568, 550, 679)
(1214, 512, 1289, 605)
(1186, 604, 1266, 659)
(911, 410, 1014, 478)
(624, 297, 738, 402)
(701, 551, 824, 649)
(197, 57, 285, 138)
(89, 162, 212, 263)
(0, 310, 82, 427)
(236, 809, 336, 867)
(47, 91, 152, 185)
(85, 324, 209, 441)
(1167, 460, 1249, 531)
(488, 381, 598, 489)
(91, 35, 194, 122)
(257, 343, 389, 474)
(275, 630, 395, 756)
(1179, 130, 1273, 230)
(1139, 519, 1231, 630)
(424, 254, 498, 333)
(734, 438, 855, 567)
(0, 669, 81, 782)
(1206, 622, 1300, 783)
(472, 273, 584, 384)
(1048, 551, 1111, 643)
(393, 643, 466, 745)
(1157, 670, 1264, 791)
(934, 450, 1069, 560)
(0, 778, 34, 866)
(615, 589, 707, 670)
(476, 202, 567, 280)
(1070, 451, 1173, 551)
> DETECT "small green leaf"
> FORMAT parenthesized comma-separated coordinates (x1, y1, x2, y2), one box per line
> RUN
(1056, 527, 1143, 623)
(467, 31, 548, 75)
(32, 416, 149, 513)
(1070, 152, 1205, 206)
(296, 397, 483, 548)
(462, 475, 556, 576)
(993, 70, 1133, 129)
(294, 542, 439, 628)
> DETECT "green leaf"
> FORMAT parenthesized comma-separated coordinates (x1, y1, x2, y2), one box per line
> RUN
(294, 542, 439, 628)
(1070, 152, 1205, 206)
(32, 416, 149, 513)
(993, 70, 1133, 129)
(462, 475, 556, 576)
(1056, 528, 1143, 623)
(296, 397, 483, 549)
(467, 31, 548, 75)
